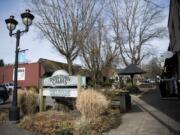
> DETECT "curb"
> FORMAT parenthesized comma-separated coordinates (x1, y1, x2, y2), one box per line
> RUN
(132, 96, 180, 134)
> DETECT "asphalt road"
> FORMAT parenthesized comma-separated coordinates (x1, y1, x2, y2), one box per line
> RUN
(0, 96, 11, 110)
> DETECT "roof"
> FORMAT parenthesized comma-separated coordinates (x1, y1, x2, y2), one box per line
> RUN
(38, 58, 81, 75)
(118, 64, 145, 75)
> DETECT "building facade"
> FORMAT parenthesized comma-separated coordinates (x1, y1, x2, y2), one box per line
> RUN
(0, 59, 81, 89)
(0, 61, 45, 89)
(165, 0, 180, 97)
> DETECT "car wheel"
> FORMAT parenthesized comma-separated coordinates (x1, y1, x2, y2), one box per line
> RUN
(0, 97, 4, 104)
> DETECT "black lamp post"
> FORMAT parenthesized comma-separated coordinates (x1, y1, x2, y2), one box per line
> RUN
(5, 9, 34, 121)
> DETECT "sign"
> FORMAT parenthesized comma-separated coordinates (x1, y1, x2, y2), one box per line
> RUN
(19, 51, 26, 63)
(43, 75, 86, 87)
(43, 88, 77, 97)
(13, 67, 25, 81)
(42, 74, 86, 97)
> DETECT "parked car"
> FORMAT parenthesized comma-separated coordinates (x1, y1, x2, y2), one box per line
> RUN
(0, 85, 9, 104)
(4, 82, 14, 94)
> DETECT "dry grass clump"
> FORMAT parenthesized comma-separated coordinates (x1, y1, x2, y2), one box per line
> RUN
(76, 89, 121, 134)
(18, 90, 38, 116)
(0, 110, 8, 124)
(76, 109, 121, 134)
(76, 89, 109, 121)
(76, 118, 92, 135)
(28, 86, 39, 94)
(19, 111, 75, 135)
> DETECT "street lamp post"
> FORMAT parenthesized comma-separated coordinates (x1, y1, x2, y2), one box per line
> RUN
(5, 10, 34, 121)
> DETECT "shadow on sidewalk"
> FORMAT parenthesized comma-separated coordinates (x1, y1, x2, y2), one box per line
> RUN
(129, 103, 143, 113)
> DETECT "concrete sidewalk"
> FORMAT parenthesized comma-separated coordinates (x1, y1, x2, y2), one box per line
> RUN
(105, 87, 180, 135)
(0, 123, 40, 135)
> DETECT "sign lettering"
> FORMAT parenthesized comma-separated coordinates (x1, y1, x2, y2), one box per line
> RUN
(49, 75, 71, 85)
(43, 88, 77, 97)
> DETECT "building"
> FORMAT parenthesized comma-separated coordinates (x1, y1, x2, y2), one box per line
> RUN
(0, 58, 81, 89)
(164, 0, 180, 97)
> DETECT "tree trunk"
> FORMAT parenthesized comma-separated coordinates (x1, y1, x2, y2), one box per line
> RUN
(92, 71, 97, 88)
(130, 74, 134, 86)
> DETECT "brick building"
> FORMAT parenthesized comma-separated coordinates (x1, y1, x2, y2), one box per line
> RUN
(0, 58, 81, 89)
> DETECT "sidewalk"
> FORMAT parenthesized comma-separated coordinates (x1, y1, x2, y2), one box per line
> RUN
(0, 123, 40, 135)
(105, 87, 180, 135)
(0, 99, 40, 135)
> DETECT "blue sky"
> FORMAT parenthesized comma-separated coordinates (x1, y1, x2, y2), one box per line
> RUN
(0, 0, 170, 65)
(0, 0, 68, 64)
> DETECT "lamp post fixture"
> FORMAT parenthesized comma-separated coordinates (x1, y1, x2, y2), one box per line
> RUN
(5, 9, 34, 121)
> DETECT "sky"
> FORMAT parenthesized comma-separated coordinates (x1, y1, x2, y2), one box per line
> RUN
(0, 0, 68, 65)
(0, 0, 170, 65)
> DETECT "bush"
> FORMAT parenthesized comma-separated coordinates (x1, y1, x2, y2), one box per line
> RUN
(126, 85, 141, 94)
(18, 90, 38, 116)
(90, 109, 121, 133)
(0, 110, 8, 124)
(103, 89, 125, 100)
(19, 111, 75, 135)
(28, 86, 39, 94)
(76, 109, 121, 134)
(76, 119, 92, 135)
(76, 89, 109, 121)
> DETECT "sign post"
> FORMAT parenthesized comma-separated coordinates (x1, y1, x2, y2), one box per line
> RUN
(39, 78, 45, 112)
(39, 88, 45, 112)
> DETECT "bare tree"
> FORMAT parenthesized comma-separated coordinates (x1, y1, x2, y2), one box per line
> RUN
(81, 19, 119, 86)
(110, 0, 166, 66)
(143, 57, 162, 79)
(30, 0, 104, 74)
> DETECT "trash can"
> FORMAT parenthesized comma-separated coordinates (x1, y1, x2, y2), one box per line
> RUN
(120, 92, 131, 113)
